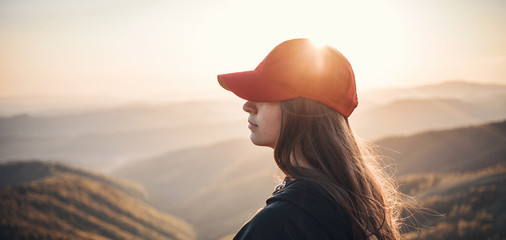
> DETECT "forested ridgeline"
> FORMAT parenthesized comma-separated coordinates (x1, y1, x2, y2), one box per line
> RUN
(0, 161, 196, 240)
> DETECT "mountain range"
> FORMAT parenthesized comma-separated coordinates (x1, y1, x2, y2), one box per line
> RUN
(1, 81, 505, 171)
(376, 120, 506, 174)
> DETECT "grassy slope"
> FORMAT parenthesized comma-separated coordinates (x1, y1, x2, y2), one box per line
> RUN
(0, 161, 196, 240)
(376, 121, 506, 239)
(398, 166, 506, 240)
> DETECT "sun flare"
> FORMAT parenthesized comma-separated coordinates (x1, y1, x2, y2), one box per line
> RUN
(308, 38, 328, 49)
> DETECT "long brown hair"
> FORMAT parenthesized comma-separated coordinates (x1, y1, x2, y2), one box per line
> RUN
(274, 97, 401, 240)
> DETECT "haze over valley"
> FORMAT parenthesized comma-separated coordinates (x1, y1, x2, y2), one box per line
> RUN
(2, 81, 505, 171)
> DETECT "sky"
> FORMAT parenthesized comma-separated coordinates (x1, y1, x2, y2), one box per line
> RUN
(0, 0, 505, 106)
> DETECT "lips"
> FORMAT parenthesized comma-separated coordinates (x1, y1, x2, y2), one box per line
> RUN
(248, 120, 258, 130)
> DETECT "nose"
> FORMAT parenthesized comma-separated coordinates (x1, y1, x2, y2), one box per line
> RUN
(243, 101, 257, 114)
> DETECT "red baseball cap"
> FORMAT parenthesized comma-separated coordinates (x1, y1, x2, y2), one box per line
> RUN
(217, 38, 358, 117)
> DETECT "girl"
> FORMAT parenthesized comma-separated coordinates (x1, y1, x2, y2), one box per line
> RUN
(217, 38, 401, 240)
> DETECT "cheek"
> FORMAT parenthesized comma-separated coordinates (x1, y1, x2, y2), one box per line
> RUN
(266, 113, 281, 137)
(262, 106, 282, 142)
(250, 103, 282, 148)
(251, 121, 280, 147)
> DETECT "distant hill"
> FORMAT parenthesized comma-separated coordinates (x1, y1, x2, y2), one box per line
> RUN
(0, 100, 244, 137)
(351, 97, 506, 140)
(359, 80, 506, 106)
(0, 161, 196, 240)
(351, 81, 506, 139)
(1, 81, 504, 169)
(0, 100, 246, 170)
(376, 120, 506, 174)
(113, 120, 506, 240)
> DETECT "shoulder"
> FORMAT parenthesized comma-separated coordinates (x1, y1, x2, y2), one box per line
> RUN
(233, 200, 328, 240)
(233, 179, 354, 240)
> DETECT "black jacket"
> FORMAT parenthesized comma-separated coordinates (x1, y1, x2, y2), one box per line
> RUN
(233, 179, 354, 240)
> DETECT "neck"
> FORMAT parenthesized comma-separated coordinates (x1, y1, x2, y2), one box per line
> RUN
(289, 146, 313, 170)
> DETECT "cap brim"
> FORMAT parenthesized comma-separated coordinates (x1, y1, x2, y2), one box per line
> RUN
(218, 70, 299, 102)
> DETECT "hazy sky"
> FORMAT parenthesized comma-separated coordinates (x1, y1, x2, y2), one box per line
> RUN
(1, 0, 505, 103)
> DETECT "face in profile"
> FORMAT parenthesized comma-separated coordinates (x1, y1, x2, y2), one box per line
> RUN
(242, 101, 281, 148)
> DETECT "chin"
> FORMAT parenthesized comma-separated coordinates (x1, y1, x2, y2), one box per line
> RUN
(250, 138, 274, 149)
(250, 135, 275, 148)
